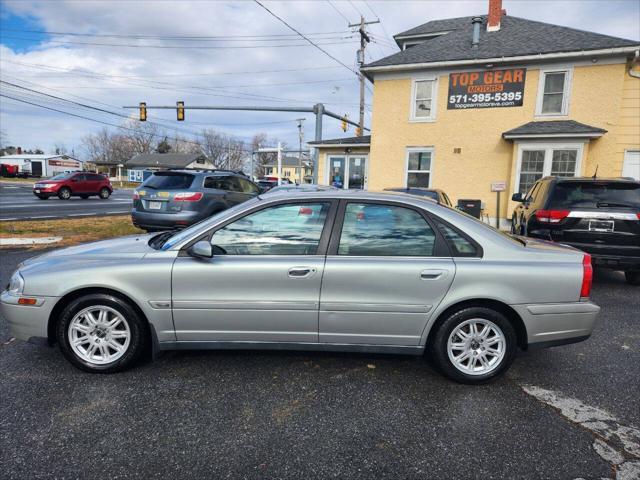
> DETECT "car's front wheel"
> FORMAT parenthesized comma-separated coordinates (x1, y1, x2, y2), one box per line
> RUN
(58, 187, 71, 200)
(56, 293, 148, 373)
(99, 188, 111, 199)
(430, 307, 517, 384)
(625, 270, 640, 286)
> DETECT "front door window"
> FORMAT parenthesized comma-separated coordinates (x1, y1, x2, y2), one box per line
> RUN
(328, 156, 367, 190)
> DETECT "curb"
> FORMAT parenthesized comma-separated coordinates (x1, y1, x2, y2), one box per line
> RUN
(0, 237, 63, 246)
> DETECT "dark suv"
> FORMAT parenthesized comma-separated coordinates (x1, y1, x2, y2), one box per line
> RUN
(511, 177, 640, 284)
(132, 170, 260, 231)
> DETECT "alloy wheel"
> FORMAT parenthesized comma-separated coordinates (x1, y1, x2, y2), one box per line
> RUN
(447, 318, 506, 376)
(68, 306, 131, 365)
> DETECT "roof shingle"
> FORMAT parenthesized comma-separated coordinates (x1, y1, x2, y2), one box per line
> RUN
(308, 135, 371, 146)
(364, 15, 638, 69)
(502, 120, 607, 138)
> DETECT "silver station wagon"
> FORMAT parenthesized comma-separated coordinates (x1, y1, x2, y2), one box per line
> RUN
(1, 191, 600, 384)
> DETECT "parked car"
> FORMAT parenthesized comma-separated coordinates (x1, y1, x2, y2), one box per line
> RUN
(257, 179, 278, 192)
(511, 176, 640, 285)
(131, 170, 260, 231)
(264, 184, 339, 194)
(385, 187, 454, 206)
(33, 172, 112, 200)
(2, 191, 599, 384)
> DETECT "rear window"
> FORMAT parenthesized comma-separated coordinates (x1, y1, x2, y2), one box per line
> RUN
(143, 173, 194, 190)
(549, 181, 640, 209)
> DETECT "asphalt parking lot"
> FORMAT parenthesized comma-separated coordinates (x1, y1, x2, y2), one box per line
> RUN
(0, 182, 133, 221)
(1, 248, 638, 479)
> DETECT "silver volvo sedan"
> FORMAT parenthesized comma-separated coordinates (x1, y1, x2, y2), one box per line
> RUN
(1, 191, 600, 384)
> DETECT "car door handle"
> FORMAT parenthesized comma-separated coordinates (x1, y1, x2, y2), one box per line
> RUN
(420, 269, 447, 280)
(288, 267, 316, 278)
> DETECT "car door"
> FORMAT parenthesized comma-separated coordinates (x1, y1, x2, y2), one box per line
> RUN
(319, 201, 455, 346)
(71, 173, 88, 193)
(231, 177, 260, 204)
(171, 200, 337, 342)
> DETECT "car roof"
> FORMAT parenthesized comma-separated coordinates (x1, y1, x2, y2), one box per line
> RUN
(153, 169, 247, 177)
(257, 189, 439, 204)
(543, 176, 639, 184)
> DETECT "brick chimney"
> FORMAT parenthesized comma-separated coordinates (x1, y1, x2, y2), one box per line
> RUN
(487, 0, 504, 32)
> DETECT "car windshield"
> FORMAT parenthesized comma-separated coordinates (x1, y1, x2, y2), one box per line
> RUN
(49, 172, 75, 181)
(143, 173, 195, 190)
(548, 181, 640, 209)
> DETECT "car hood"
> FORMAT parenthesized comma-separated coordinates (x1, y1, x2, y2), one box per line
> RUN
(22, 234, 156, 265)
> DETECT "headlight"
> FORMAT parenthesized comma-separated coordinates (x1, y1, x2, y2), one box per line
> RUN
(39, 183, 56, 189)
(8, 271, 24, 295)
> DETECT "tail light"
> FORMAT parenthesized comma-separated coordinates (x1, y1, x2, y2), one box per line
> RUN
(636, 213, 640, 220)
(580, 254, 593, 299)
(174, 192, 203, 202)
(535, 209, 570, 223)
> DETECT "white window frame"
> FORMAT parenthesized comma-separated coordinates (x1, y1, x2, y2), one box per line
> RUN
(513, 141, 584, 194)
(535, 67, 573, 117)
(405, 147, 434, 188)
(410, 77, 438, 122)
(325, 154, 369, 190)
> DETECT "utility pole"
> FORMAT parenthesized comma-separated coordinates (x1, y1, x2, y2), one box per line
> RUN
(296, 118, 305, 184)
(277, 142, 282, 186)
(349, 16, 379, 136)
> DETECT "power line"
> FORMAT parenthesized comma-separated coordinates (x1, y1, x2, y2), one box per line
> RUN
(0, 35, 357, 49)
(362, 0, 398, 51)
(325, 0, 350, 23)
(0, 27, 352, 40)
(253, 0, 359, 76)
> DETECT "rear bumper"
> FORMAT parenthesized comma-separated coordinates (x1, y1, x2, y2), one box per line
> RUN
(512, 301, 600, 348)
(131, 209, 205, 230)
(0, 291, 56, 343)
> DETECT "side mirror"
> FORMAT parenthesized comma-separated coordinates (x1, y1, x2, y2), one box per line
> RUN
(511, 193, 524, 203)
(188, 240, 213, 259)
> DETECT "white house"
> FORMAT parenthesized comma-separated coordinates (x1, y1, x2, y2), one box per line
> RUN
(0, 154, 83, 177)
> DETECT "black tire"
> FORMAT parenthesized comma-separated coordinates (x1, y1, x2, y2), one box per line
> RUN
(99, 187, 111, 200)
(58, 187, 71, 200)
(80, 194, 90, 199)
(430, 307, 517, 384)
(56, 293, 148, 373)
(625, 270, 640, 286)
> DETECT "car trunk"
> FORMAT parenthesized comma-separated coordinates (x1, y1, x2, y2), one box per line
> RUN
(546, 181, 640, 258)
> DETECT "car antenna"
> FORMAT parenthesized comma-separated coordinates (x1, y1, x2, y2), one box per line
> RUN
(592, 165, 598, 179)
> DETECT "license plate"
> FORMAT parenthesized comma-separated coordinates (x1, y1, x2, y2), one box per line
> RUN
(148, 201, 162, 210)
(588, 220, 614, 232)
(34, 189, 40, 193)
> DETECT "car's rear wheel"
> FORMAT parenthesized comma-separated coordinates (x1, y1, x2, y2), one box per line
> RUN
(56, 293, 147, 373)
(58, 187, 71, 200)
(99, 188, 111, 199)
(430, 307, 517, 384)
(625, 270, 640, 286)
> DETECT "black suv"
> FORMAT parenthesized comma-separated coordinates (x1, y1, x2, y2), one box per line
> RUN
(511, 177, 640, 284)
(132, 169, 260, 231)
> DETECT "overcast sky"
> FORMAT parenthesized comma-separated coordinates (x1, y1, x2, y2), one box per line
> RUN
(1, 0, 639, 157)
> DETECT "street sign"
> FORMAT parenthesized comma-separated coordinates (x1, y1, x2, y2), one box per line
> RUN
(491, 181, 507, 192)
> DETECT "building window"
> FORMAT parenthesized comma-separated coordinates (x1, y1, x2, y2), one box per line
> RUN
(515, 143, 582, 194)
(537, 69, 571, 116)
(283, 170, 291, 177)
(406, 149, 432, 188)
(411, 79, 437, 121)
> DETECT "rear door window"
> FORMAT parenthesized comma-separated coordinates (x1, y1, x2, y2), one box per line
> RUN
(338, 203, 435, 256)
(548, 182, 640, 209)
(144, 173, 194, 190)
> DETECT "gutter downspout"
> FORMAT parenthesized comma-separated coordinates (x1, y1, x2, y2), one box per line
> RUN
(629, 50, 640, 78)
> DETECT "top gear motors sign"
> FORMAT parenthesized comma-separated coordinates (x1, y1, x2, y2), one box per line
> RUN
(447, 68, 526, 110)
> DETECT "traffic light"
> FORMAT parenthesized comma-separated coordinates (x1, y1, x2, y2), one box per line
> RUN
(177, 101, 185, 121)
(341, 114, 348, 132)
(139, 102, 147, 122)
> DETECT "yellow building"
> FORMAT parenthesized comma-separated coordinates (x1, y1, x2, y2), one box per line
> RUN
(311, 0, 640, 227)
(263, 156, 313, 184)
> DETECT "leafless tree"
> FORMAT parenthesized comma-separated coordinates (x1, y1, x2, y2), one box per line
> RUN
(53, 142, 68, 155)
(250, 133, 286, 178)
(200, 129, 246, 170)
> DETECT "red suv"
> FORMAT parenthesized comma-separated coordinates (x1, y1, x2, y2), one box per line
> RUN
(33, 172, 113, 200)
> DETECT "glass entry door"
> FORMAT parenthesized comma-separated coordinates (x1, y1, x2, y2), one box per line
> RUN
(328, 155, 367, 190)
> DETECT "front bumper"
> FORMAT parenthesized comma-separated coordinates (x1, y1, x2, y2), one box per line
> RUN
(32, 187, 57, 196)
(0, 291, 56, 343)
(131, 209, 205, 230)
(512, 301, 600, 347)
